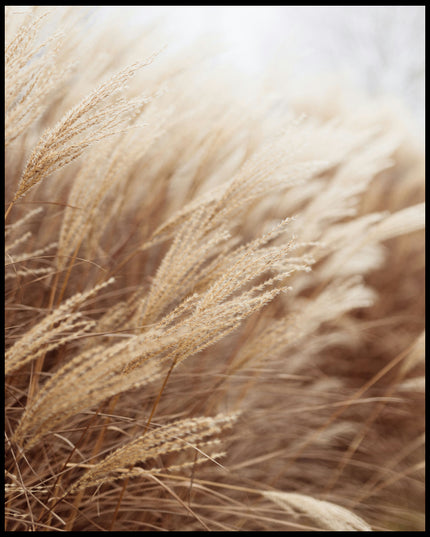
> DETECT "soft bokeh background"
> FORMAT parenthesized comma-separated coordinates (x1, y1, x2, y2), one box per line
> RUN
(103, 5, 424, 141)
(10, 6, 425, 139)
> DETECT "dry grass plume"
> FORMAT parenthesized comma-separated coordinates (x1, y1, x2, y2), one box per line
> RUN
(4, 6, 425, 531)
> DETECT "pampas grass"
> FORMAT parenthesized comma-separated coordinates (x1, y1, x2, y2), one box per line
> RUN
(5, 7, 425, 531)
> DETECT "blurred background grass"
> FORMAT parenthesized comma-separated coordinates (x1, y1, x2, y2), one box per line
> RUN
(94, 6, 424, 141)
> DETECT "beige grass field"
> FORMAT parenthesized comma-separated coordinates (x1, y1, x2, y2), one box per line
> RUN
(5, 6, 425, 531)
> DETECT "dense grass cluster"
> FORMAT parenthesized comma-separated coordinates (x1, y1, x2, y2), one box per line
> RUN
(5, 7, 424, 531)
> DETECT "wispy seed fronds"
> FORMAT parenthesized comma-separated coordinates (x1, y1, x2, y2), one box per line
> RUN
(5, 207, 43, 237)
(263, 491, 372, 531)
(5, 278, 114, 375)
(72, 412, 239, 491)
(5, 10, 70, 146)
(12, 57, 156, 203)
(369, 202, 425, 242)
